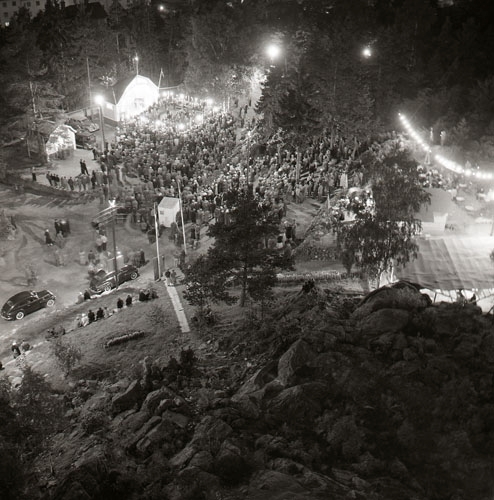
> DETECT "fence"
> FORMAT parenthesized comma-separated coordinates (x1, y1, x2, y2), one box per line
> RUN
(275, 270, 363, 285)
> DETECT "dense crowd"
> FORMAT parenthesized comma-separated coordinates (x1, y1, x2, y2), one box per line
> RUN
(80, 96, 386, 252)
(41, 94, 475, 277)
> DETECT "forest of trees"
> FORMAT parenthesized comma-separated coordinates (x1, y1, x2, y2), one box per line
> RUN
(1, 0, 494, 154)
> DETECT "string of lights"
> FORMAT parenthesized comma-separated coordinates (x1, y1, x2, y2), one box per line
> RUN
(398, 113, 493, 181)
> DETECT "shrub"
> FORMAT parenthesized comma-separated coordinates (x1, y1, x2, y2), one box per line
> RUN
(51, 338, 83, 376)
(179, 348, 197, 376)
(80, 410, 110, 436)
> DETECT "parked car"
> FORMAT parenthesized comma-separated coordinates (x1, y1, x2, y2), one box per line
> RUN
(75, 130, 96, 149)
(89, 265, 139, 293)
(1, 290, 56, 320)
(67, 117, 99, 133)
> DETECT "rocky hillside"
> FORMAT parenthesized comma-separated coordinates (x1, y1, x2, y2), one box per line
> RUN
(11, 281, 494, 499)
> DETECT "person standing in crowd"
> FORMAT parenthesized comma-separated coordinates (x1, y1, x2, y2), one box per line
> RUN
(12, 341, 21, 358)
(31, 167, 37, 182)
(165, 269, 172, 286)
(45, 229, 54, 246)
(80, 159, 89, 175)
(101, 233, 108, 252)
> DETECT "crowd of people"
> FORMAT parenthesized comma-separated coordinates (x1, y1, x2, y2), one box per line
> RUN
(76, 95, 383, 254)
(74, 287, 159, 329)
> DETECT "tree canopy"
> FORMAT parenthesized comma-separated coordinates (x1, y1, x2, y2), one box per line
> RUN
(206, 189, 293, 307)
(340, 141, 431, 283)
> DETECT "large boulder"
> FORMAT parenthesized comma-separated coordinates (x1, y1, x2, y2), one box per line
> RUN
(352, 281, 431, 320)
(189, 416, 233, 455)
(213, 439, 249, 485)
(246, 470, 315, 500)
(267, 382, 328, 425)
(141, 387, 176, 415)
(232, 360, 278, 402)
(111, 380, 144, 414)
(358, 308, 410, 338)
(277, 339, 316, 386)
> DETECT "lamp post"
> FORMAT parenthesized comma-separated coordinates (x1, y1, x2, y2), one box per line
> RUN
(134, 55, 139, 75)
(94, 94, 106, 152)
(266, 43, 286, 75)
(266, 43, 281, 63)
(97, 201, 119, 279)
(361, 44, 381, 114)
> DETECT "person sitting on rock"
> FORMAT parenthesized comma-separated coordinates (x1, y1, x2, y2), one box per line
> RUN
(79, 313, 89, 327)
(87, 310, 96, 323)
(139, 289, 147, 302)
(96, 307, 105, 320)
(125, 295, 133, 307)
(117, 297, 124, 309)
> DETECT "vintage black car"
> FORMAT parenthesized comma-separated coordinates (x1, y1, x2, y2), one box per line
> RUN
(1, 290, 56, 320)
(89, 265, 139, 293)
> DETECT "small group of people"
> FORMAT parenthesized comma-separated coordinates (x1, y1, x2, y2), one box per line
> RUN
(117, 295, 134, 309)
(164, 268, 178, 286)
(11, 340, 30, 359)
(139, 288, 158, 302)
(76, 306, 111, 327)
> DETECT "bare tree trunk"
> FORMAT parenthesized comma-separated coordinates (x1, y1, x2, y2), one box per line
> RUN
(240, 265, 248, 307)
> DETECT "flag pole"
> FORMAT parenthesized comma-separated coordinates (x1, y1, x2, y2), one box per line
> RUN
(176, 180, 187, 255)
(154, 202, 162, 279)
(158, 68, 164, 90)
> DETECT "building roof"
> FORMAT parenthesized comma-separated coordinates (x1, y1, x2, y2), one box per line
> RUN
(395, 236, 494, 291)
(97, 74, 158, 105)
(64, 1, 108, 20)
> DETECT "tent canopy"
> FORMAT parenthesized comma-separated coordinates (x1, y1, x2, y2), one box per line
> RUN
(45, 124, 76, 156)
(417, 188, 454, 223)
(395, 236, 494, 291)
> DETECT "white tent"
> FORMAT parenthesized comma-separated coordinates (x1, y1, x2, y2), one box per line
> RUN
(395, 236, 494, 310)
(45, 124, 76, 159)
(157, 197, 180, 228)
(99, 75, 160, 123)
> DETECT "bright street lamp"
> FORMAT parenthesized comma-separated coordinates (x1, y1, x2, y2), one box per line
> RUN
(266, 44, 281, 62)
(362, 46, 372, 58)
(94, 94, 106, 152)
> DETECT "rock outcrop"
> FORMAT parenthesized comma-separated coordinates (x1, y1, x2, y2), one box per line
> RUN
(35, 282, 494, 500)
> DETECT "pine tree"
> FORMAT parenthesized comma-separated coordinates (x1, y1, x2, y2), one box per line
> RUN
(207, 190, 293, 307)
